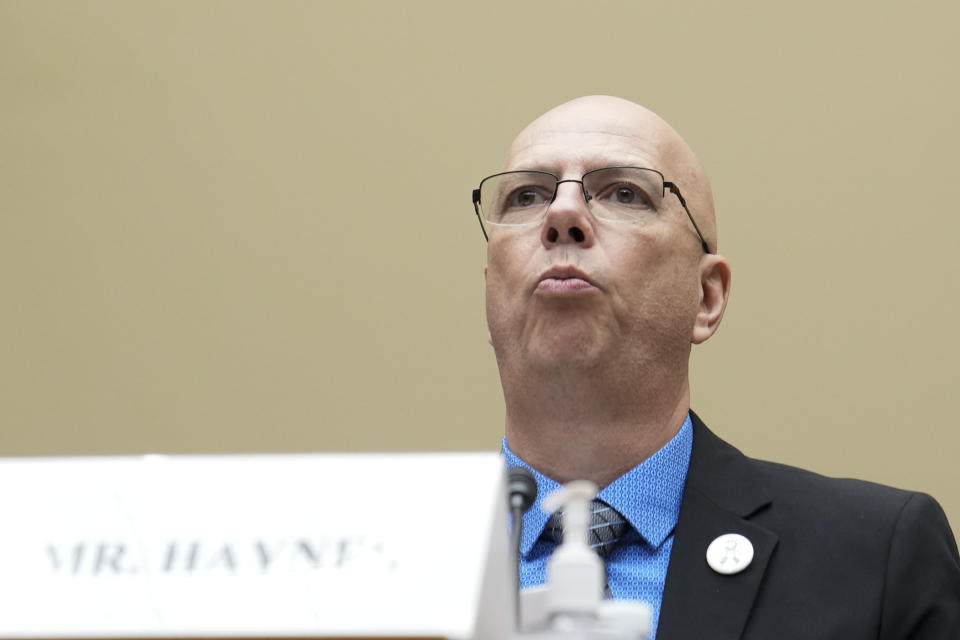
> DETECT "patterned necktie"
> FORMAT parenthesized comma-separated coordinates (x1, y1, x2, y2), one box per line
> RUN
(543, 498, 630, 558)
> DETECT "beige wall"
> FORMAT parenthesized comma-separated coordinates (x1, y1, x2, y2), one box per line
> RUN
(2, 1, 958, 531)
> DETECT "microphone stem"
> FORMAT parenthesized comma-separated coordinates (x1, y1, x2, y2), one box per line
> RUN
(510, 498, 524, 629)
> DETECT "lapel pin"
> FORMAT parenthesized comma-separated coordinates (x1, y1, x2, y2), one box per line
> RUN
(706, 533, 754, 575)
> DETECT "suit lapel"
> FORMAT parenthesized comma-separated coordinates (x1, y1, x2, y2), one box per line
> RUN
(657, 415, 779, 640)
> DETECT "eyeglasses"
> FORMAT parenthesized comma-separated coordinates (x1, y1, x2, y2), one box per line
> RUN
(471, 166, 711, 253)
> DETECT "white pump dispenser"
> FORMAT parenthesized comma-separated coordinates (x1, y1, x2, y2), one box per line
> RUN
(517, 481, 653, 640)
(542, 480, 604, 618)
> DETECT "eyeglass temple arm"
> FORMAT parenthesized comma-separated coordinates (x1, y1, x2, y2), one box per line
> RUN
(665, 182, 711, 254)
(472, 189, 489, 242)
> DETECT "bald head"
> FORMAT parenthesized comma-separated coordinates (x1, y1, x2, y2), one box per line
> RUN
(505, 96, 717, 251)
(483, 95, 732, 466)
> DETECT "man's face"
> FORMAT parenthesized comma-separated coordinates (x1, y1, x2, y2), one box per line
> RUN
(484, 100, 707, 377)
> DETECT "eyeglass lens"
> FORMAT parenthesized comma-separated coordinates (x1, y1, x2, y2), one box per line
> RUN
(479, 167, 665, 225)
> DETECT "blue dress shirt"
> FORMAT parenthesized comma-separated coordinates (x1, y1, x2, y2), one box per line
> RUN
(502, 414, 693, 639)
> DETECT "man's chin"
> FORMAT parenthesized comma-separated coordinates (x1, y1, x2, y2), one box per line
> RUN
(521, 338, 611, 372)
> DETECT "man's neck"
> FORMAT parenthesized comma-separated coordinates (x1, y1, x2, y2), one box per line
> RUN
(502, 366, 691, 489)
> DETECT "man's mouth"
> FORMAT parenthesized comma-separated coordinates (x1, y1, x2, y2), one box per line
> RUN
(536, 266, 597, 293)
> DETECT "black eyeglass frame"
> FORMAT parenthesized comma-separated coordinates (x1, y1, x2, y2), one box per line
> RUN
(471, 166, 711, 254)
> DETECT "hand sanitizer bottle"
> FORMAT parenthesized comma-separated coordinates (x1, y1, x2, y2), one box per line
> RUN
(518, 482, 651, 640)
(542, 480, 604, 622)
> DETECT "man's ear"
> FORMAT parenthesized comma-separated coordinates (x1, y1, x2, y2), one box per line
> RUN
(484, 265, 493, 346)
(692, 254, 731, 344)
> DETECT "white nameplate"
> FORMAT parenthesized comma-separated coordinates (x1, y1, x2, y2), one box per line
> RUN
(0, 453, 512, 639)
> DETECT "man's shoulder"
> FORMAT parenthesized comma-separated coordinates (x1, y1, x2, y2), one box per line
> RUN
(686, 411, 940, 528)
(751, 452, 917, 510)
(677, 412, 960, 639)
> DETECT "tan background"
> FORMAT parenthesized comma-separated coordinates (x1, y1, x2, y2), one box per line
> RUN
(2, 1, 958, 532)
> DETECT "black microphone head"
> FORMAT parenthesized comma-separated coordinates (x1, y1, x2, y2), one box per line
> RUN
(508, 466, 538, 512)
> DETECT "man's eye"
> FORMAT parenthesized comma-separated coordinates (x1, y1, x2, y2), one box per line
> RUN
(603, 182, 653, 208)
(508, 187, 549, 208)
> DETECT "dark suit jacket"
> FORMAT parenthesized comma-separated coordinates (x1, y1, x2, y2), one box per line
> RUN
(657, 413, 960, 639)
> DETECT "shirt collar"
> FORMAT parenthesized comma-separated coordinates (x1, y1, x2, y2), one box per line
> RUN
(502, 414, 693, 556)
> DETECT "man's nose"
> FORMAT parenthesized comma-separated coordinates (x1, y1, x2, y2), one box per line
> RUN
(541, 180, 596, 247)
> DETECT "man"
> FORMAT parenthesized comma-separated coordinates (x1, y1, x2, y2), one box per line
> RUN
(474, 96, 960, 639)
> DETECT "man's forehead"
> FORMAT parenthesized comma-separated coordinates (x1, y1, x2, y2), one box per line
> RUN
(505, 127, 662, 173)
(504, 101, 671, 174)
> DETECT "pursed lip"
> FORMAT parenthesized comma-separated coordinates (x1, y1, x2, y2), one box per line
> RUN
(535, 265, 599, 293)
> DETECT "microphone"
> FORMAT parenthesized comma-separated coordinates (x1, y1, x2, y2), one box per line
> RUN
(509, 466, 537, 513)
(508, 467, 537, 627)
